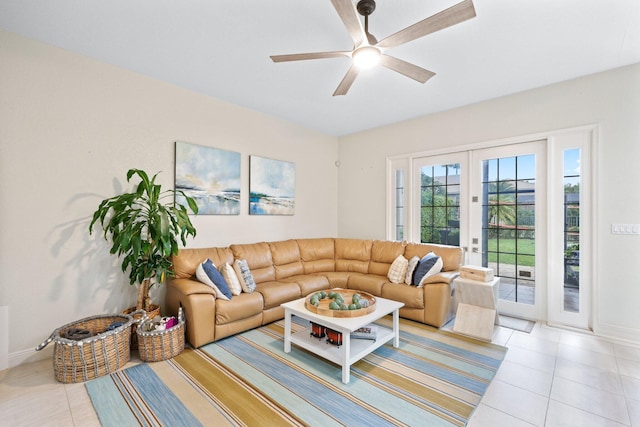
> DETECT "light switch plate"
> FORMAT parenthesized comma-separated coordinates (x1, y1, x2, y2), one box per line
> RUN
(612, 224, 640, 235)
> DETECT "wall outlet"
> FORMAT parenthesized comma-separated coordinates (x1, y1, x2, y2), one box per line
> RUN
(611, 224, 640, 235)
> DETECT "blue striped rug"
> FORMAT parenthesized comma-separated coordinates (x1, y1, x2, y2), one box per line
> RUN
(86, 316, 507, 426)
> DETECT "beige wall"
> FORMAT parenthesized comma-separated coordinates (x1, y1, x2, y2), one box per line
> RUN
(338, 63, 640, 342)
(0, 30, 338, 363)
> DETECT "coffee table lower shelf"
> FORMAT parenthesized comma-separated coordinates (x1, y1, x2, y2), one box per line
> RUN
(290, 325, 394, 367)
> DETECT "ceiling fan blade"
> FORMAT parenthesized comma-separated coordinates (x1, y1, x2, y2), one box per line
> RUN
(271, 51, 350, 62)
(333, 65, 360, 96)
(377, 0, 476, 49)
(330, 0, 366, 47)
(380, 55, 435, 83)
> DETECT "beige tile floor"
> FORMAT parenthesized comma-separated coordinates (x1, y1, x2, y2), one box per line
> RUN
(2, 323, 640, 426)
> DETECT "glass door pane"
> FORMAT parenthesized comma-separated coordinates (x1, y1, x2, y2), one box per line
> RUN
(420, 163, 460, 245)
(395, 169, 405, 240)
(481, 154, 537, 306)
(412, 152, 467, 247)
(563, 148, 580, 312)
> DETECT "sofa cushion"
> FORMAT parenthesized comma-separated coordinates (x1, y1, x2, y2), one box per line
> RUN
(405, 256, 420, 285)
(347, 274, 386, 295)
(387, 255, 408, 284)
(298, 238, 335, 273)
(230, 242, 275, 283)
(255, 281, 301, 310)
(335, 238, 372, 273)
(319, 272, 353, 288)
(215, 292, 264, 325)
(413, 252, 443, 287)
(233, 259, 256, 293)
(220, 262, 242, 296)
(196, 259, 232, 300)
(281, 275, 331, 296)
(381, 282, 425, 309)
(369, 240, 405, 276)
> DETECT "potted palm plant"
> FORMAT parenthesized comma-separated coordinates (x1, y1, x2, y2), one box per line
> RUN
(89, 168, 198, 316)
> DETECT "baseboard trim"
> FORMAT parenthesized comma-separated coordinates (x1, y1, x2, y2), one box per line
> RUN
(8, 346, 52, 369)
(593, 321, 640, 346)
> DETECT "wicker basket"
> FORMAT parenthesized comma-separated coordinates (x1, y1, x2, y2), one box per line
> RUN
(36, 310, 145, 383)
(124, 304, 161, 350)
(137, 308, 185, 362)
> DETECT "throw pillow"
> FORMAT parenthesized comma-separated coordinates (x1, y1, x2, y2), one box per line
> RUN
(413, 252, 443, 287)
(387, 255, 409, 284)
(220, 262, 242, 296)
(405, 256, 420, 285)
(233, 259, 256, 293)
(195, 259, 232, 300)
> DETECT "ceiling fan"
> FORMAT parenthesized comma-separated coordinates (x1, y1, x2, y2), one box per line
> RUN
(271, 0, 476, 96)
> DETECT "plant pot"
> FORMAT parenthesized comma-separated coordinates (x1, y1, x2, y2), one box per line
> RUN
(123, 304, 161, 350)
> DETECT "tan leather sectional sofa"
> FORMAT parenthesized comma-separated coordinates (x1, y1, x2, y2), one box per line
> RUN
(166, 238, 463, 348)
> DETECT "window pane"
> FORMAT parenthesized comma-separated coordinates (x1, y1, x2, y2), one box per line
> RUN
(517, 155, 536, 180)
(420, 162, 461, 244)
(516, 237, 535, 255)
(498, 157, 516, 180)
(563, 148, 580, 313)
(421, 186, 434, 205)
(395, 169, 405, 240)
(486, 159, 498, 182)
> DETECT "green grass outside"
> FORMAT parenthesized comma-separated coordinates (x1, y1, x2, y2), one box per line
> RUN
(487, 238, 535, 266)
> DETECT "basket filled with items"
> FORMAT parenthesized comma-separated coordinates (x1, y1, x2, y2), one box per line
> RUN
(136, 307, 185, 362)
(36, 310, 145, 383)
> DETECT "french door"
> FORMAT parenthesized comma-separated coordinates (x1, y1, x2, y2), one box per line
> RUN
(468, 142, 546, 320)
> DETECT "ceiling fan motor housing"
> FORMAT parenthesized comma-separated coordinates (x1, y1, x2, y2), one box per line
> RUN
(357, 0, 376, 17)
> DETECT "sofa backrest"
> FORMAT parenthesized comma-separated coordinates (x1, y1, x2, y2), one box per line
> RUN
(172, 247, 234, 279)
(297, 238, 336, 273)
(269, 239, 304, 279)
(230, 242, 275, 284)
(171, 238, 463, 284)
(404, 242, 463, 272)
(334, 238, 372, 273)
(368, 240, 405, 276)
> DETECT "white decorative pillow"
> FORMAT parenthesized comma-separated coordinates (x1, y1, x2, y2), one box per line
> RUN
(405, 256, 420, 285)
(195, 259, 232, 300)
(220, 262, 242, 296)
(414, 252, 444, 288)
(387, 255, 409, 284)
(233, 259, 256, 293)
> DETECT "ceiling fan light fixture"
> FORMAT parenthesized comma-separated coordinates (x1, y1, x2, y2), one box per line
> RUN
(352, 46, 381, 69)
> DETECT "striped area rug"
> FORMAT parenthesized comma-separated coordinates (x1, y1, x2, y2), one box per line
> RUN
(86, 316, 507, 426)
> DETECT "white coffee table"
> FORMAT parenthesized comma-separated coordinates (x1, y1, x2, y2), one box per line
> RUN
(281, 296, 404, 384)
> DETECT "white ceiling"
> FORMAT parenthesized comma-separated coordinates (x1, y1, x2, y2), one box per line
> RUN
(1, 0, 639, 136)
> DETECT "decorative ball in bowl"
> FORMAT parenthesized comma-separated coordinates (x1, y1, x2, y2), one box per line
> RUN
(305, 288, 376, 317)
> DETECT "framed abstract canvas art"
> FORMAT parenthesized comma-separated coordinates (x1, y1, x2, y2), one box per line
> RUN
(249, 156, 295, 215)
(175, 141, 241, 215)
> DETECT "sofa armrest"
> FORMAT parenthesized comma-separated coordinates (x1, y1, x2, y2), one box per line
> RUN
(166, 277, 217, 348)
(169, 278, 216, 297)
(422, 271, 460, 286)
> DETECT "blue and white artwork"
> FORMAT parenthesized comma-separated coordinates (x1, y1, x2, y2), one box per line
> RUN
(249, 156, 295, 215)
(175, 141, 241, 215)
